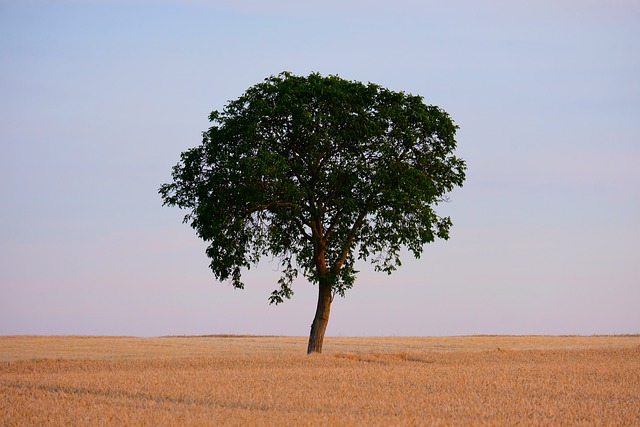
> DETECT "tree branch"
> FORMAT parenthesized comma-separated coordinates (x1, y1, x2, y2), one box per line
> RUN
(332, 209, 368, 273)
(293, 217, 313, 241)
(322, 206, 345, 244)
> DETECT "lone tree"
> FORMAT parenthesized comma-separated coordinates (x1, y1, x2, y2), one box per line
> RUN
(160, 72, 466, 353)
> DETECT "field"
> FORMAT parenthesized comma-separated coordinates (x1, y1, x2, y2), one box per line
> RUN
(1, 335, 639, 425)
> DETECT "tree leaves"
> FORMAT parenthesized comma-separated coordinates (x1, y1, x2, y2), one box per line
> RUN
(160, 71, 466, 301)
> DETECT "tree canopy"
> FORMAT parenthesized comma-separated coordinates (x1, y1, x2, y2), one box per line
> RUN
(160, 72, 466, 353)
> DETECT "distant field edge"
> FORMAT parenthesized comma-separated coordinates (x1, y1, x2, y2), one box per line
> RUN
(1, 333, 638, 338)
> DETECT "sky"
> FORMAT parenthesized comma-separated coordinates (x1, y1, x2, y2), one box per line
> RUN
(1, 0, 638, 337)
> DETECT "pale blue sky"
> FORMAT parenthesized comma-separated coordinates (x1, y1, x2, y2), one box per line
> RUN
(1, 0, 638, 336)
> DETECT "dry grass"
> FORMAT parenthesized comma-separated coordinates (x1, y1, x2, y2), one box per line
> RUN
(1, 335, 639, 425)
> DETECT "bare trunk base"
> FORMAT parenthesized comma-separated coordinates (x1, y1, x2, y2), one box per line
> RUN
(307, 281, 332, 354)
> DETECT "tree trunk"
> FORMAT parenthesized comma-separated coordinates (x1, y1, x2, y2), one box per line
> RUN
(307, 280, 332, 354)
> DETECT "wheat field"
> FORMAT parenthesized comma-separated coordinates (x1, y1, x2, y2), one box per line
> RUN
(1, 335, 639, 426)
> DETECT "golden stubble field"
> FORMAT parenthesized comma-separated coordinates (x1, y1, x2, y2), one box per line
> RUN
(1, 335, 639, 426)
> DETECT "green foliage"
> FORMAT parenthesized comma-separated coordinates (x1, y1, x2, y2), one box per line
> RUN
(160, 71, 466, 302)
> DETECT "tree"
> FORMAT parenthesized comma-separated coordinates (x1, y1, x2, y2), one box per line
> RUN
(159, 72, 466, 353)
